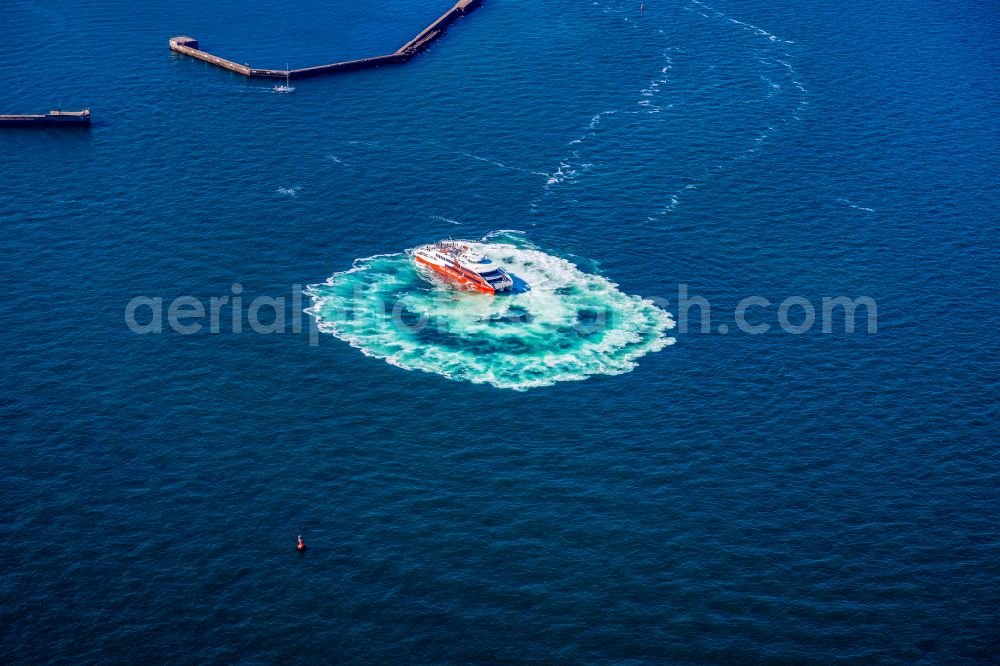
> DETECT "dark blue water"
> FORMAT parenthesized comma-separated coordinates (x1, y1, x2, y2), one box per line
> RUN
(2, 0, 998, 662)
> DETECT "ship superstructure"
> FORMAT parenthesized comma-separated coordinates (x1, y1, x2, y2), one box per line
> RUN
(412, 241, 514, 294)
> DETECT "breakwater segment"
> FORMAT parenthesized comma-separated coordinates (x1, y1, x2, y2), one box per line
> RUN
(169, 0, 483, 80)
(0, 109, 91, 127)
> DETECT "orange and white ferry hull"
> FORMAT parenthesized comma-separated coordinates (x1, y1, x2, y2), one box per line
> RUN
(411, 242, 514, 294)
(414, 254, 497, 294)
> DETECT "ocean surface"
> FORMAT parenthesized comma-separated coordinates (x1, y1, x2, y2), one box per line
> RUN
(2, 0, 998, 662)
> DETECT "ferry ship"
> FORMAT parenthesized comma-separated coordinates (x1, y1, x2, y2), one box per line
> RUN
(412, 241, 514, 294)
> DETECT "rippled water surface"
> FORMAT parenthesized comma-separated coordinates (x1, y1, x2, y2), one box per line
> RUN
(2, 0, 998, 662)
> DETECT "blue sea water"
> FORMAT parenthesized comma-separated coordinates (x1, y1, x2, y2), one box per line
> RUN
(2, 0, 999, 662)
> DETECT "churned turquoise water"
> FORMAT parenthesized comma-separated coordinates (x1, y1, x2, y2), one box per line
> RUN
(2, 0, 998, 662)
(306, 235, 676, 389)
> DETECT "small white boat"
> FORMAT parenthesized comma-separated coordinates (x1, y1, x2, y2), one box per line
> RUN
(273, 66, 295, 93)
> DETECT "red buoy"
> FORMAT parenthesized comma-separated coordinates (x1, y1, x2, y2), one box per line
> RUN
(297, 535, 306, 551)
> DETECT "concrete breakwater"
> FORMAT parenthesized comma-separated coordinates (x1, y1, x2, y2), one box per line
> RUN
(169, 0, 482, 80)
(0, 109, 91, 127)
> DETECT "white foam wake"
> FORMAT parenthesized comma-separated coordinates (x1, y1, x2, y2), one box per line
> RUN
(305, 234, 675, 390)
